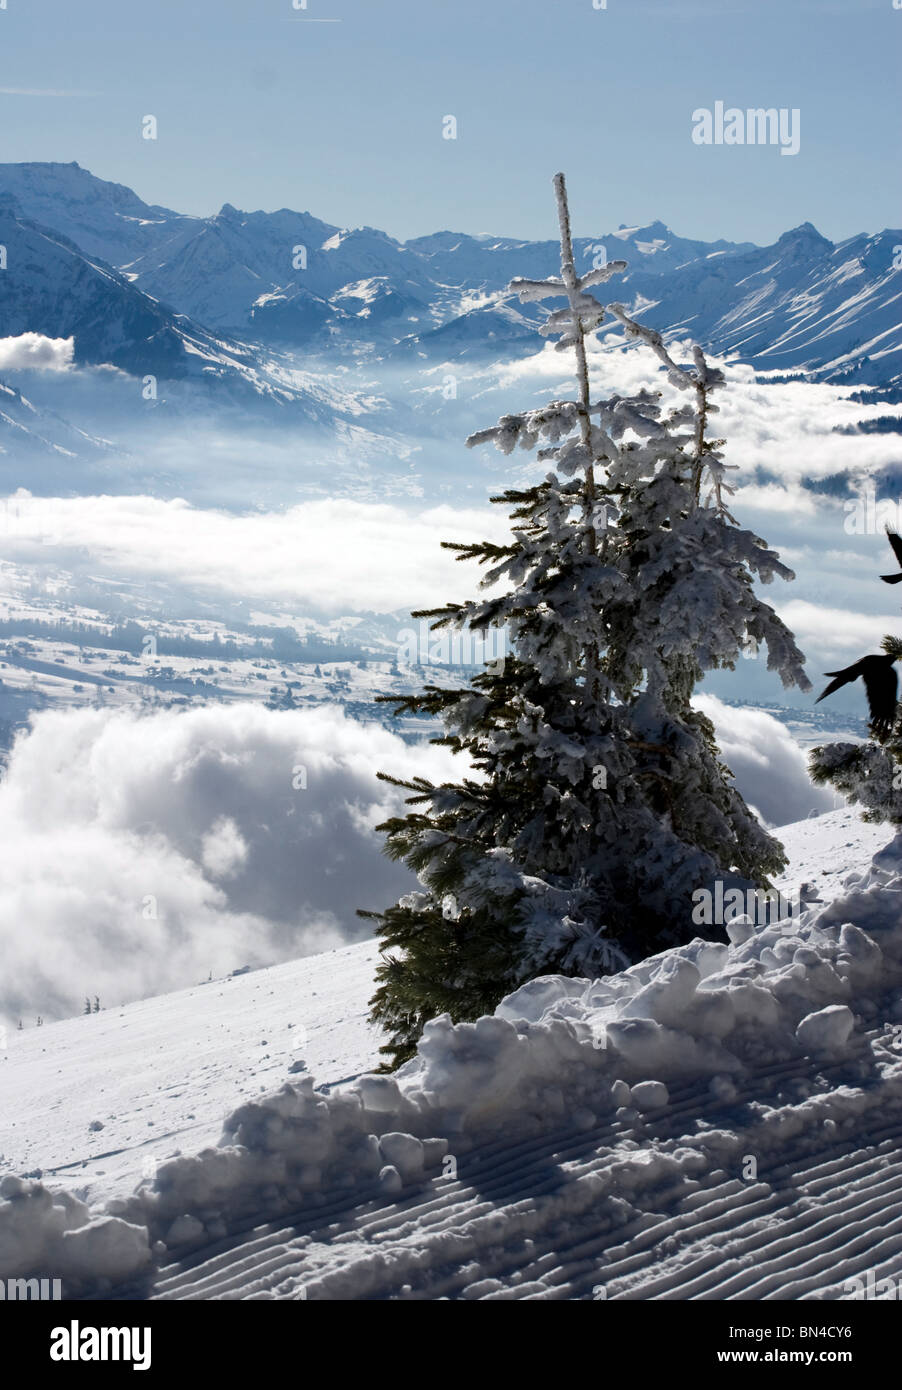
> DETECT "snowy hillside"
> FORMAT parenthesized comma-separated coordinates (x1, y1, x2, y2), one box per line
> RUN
(3, 805, 902, 1301)
(0, 940, 383, 1208)
(0, 378, 115, 463)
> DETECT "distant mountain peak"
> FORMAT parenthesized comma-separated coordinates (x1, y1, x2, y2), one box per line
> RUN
(778, 221, 831, 245)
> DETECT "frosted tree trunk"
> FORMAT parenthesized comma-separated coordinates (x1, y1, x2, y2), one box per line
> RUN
(553, 172, 600, 697)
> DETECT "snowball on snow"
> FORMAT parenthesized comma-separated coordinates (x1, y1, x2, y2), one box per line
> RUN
(165, 1214, 205, 1247)
(378, 1133, 424, 1181)
(795, 1005, 855, 1056)
(630, 1081, 669, 1112)
(378, 1165, 403, 1195)
(611, 1079, 631, 1107)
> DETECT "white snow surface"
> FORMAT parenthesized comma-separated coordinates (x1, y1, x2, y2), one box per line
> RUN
(0, 942, 383, 1206)
(3, 807, 902, 1300)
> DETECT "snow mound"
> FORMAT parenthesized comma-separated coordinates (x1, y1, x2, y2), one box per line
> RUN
(0, 1175, 151, 1292)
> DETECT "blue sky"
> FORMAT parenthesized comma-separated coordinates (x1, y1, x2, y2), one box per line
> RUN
(0, 0, 899, 243)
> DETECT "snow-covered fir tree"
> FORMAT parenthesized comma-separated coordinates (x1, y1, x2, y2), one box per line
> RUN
(361, 174, 811, 1068)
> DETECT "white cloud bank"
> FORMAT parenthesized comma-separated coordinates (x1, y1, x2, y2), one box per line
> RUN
(0, 334, 74, 372)
(697, 694, 837, 828)
(0, 495, 511, 614)
(773, 600, 893, 663)
(0, 702, 457, 1028)
(490, 339, 902, 490)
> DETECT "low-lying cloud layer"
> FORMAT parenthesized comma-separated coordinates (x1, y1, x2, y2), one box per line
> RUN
(2, 333, 901, 705)
(490, 339, 902, 490)
(697, 694, 837, 828)
(0, 702, 456, 1027)
(0, 494, 511, 614)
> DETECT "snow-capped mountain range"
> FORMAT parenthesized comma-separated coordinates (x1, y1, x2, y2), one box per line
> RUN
(1, 161, 900, 391)
(0, 192, 345, 415)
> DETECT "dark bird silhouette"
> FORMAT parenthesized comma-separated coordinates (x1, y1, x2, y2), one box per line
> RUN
(881, 529, 902, 584)
(816, 653, 899, 738)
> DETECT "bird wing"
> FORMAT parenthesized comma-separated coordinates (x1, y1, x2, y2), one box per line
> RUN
(862, 661, 898, 737)
(888, 530, 902, 567)
(881, 530, 902, 582)
(815, 659, 866, 704)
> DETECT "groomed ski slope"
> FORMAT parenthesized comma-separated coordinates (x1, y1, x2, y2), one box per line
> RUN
(0, 939, 383, 1209)
(3, 807, 902, 1301)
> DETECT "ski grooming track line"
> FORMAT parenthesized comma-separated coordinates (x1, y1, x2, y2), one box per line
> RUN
(108, 1029, 902, 1301)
